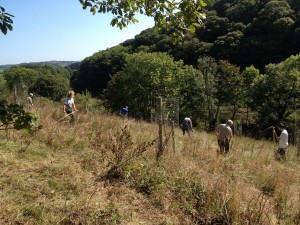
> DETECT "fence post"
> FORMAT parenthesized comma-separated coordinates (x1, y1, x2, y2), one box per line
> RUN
(171, 121, 176, 153)
(13, 84, 18, 104)
(157, 97, 163, 160)
(297, 131, 300, 157)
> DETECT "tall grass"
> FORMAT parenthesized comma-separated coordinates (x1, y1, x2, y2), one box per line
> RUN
(1, 98, 300, 224)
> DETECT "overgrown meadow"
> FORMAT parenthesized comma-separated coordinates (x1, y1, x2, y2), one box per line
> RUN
(1, 98, 300, 225)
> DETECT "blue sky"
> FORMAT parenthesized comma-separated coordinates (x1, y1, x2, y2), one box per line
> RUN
(0, 0, 154, 65)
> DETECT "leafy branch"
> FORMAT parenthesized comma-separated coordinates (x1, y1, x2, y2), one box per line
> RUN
(0, 6, 14, 35)
(80, 0, 212, 41)
(0, 100, 40, 134)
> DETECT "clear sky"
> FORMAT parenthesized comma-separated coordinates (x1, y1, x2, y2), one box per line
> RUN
(0, 0, 154, 65)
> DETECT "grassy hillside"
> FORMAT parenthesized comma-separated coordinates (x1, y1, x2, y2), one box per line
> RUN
(1, 98, 300, 224)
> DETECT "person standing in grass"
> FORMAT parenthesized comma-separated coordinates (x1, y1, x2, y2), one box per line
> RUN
(26, 93, 34, 109)
(273, 123, 288, 160)
(63, 91, 78, 124)
(181, 116, 194, 135)
(120, 106, 128, 119)
(215, 120, 233, 154)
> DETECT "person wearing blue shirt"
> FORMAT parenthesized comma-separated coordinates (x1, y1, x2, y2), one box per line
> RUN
(120, 106, 128, 119)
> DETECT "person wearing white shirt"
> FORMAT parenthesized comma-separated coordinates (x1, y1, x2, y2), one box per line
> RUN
(273, 123, 288, 160)
(63, 91, 78, 124)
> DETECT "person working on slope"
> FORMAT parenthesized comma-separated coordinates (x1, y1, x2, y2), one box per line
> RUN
(120, 106, 128, 119)
(63, 91, 78, 124)
(26, 93, 34, 109)
(181, 116, 194, 135)
(273, 123, 288, 160)
(215, 120, 233, 154)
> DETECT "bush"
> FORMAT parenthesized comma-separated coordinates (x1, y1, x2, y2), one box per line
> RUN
(29, 76, 69, 102)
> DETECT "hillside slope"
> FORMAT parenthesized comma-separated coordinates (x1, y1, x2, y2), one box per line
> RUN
(1, 98, 300, 224)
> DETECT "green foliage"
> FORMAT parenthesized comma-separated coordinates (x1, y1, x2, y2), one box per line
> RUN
(0, 6, 14, 35)
(3, 66, 40, 91)
(124, 163, 167, 195)
(215, 60, 244, 119)
(29, 75, 69, 102)
(196, 57, 218, 130)
(94, 201, 121, 225)
(103, 52, 184, 120)
(102, 125, 155, 180)
(0, 100, 39, 133)
(3, 65, 71, 102)
(113, 0, 300, 70)
(71, 45, 130, 96)
(241, 65, 260, 87)
(180, 65, 207, 127)
(80, 0, 212, 41)
(249, 54, 300, 126)
(74, 90, 104, 113)
(0, 73, 9, 98)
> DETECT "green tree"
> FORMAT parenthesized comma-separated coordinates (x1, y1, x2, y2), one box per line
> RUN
(197, 57, 244, 129)
(103, 52, 184, 120)
(242, 0, 296, 69)
(30, 75, 69, 102)
(0, 73, 10, 99)
(3, 66, 39, 91)
(241, 65, 260, 124)
(3, 65, 72, 103)
(250, 54, 300, 127)
(71, 45, 130, 96)
(179, 65, 207, 128)
(215, 60, 244, 120)
(197, 56, 218, 130)
(241, 65, 260, 87)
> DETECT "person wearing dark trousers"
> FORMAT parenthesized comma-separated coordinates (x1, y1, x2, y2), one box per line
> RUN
(273, 123, 288, 161)
(181, 116, 193, 135)
(63, 91, 78, 124)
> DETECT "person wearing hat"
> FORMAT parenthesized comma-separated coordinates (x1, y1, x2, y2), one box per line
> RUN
(273, 123, 288, 160)
(26, 93, 34, 109)
(215, 119, 233, 154)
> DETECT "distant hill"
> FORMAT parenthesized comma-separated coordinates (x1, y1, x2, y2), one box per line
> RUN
(0, 61, 81, 72)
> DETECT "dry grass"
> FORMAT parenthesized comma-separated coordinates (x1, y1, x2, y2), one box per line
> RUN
(1, 98, 300, 224)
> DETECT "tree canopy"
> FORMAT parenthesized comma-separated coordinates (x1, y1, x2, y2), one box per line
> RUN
(103, 52, 184, 119)
(3, 65, 71, 102)
(80, 0, 212, 40)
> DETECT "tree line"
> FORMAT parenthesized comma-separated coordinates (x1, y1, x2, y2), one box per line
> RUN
(1, 0, 300, 136)
(69, 0, 300, 133)
(3, 51, 299, 135)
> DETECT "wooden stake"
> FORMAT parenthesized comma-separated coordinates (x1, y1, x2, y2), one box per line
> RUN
(157, 97, 163, 160)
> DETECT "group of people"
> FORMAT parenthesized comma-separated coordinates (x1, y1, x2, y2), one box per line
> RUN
(28, 90, 289, 160)
(181, 117, 289, 160)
